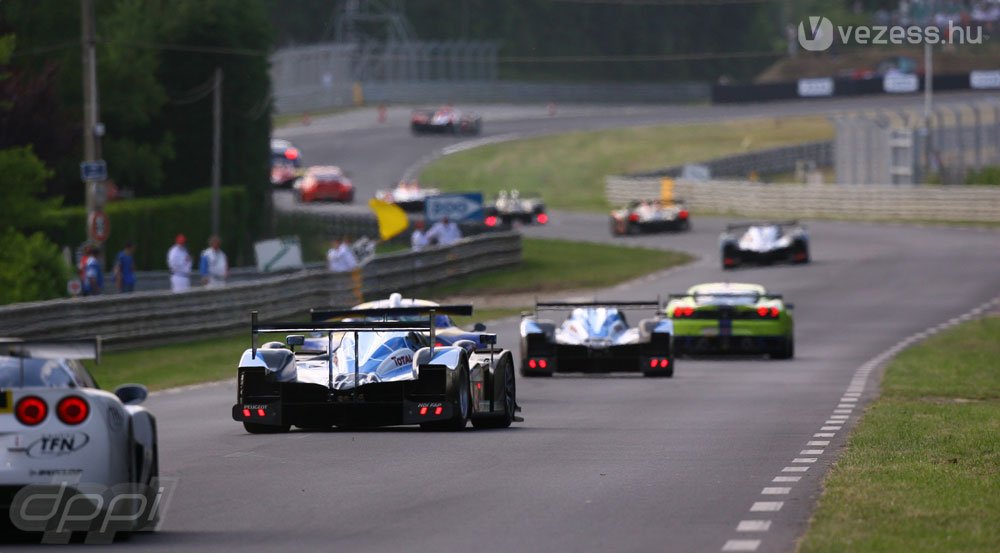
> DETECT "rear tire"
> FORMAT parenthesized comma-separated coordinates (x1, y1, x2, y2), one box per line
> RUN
(243, 422, 291, 434)
(771, 338, 795, 359)
(472, 356, 516, 429)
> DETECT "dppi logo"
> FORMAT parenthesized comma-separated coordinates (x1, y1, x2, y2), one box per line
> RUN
(27, 433, 90, 458)
(391, 354, 413, 367)
(798, 16, 835, 51)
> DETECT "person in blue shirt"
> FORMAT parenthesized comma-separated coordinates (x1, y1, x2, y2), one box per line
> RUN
(114, 242, 137, 293)
(81, 245, 104, 296)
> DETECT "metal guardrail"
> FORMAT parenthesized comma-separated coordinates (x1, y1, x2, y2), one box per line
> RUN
(0, 233, 521, 350)
(606, 177, 1000, 223)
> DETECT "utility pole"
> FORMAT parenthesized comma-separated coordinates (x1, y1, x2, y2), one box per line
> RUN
(922, 41, 934, 183)
(211, 67, 223, 237)
(81, 0, 107, 252)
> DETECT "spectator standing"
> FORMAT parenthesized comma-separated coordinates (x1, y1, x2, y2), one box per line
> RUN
(199, 235, 229, 288)
(113, 242, 137, 293)
(80, 245, 104, 296)
(167, 234, 192, 292)
(427, 216, 462, 246)
(411, 219, 429, 251)
(327, 237, 359, 272)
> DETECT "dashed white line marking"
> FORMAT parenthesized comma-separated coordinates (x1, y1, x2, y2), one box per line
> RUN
(800, 449, 825, 455)
(843, 392, 861, 397)
(834, 409, 853, 414)
(750, 502, 784, 512)
(782, 466, 809, 472)
(807, 441, 830, 446)
(824, 421, 844, 426)
(792, 458, 817, 463)
(830, 415, 850, 420)
(821, 426, 842, 431)
(761, 487, 791, 495)
(814, 432, 835, 438)
(772, 476, 801, 482)
(736, 520, 772, 532)
(722, 539, 761, 551)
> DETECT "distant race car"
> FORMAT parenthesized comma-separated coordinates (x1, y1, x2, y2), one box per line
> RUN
(610, 200, 690, 236)
(665, 282, 794, 359)
(232, 296, 520, 432)
(519, 301, 674, 377)
(484, 190, 548, 228)
(720, 221, 809, 269)
(374, 181, 441, 212)
(0, 339, 160, 533)
(411, 106, 482, 135)
(294, 166, 354, 203)
(271, 138, 303, 188)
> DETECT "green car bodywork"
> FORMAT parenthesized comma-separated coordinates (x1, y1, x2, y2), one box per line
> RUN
(664, 282, 794, 359)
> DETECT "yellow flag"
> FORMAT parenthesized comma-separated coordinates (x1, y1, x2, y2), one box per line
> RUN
(368, 198, 409, 241)
(660, 177, 674, 203)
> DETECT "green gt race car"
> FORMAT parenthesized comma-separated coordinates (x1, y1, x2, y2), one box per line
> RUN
(664, 282, 794, 359)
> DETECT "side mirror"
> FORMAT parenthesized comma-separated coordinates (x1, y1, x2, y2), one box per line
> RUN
(114, 384, 149, 406)
(473, 322, 487, 332)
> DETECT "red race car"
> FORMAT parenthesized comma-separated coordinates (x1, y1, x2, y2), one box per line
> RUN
(295, 166, 354, 203)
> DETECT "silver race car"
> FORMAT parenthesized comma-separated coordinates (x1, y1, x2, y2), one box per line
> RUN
(519, 301, 674, 378)
(720, 221, 810, 269)
(232, 301, 520, 432)
(0, 339, 160, 538)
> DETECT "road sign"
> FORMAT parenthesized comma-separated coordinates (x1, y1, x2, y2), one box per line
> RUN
(254, 236, 304, 273)
(425, 193, 483, 223)
(80, 160, 107, 181)
(88, 210, 110, 242)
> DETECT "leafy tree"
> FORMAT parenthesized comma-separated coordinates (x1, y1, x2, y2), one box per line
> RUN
(0, 228, 70, 304)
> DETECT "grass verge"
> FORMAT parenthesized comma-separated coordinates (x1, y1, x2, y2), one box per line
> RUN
(419, 115, 833, 211)
(86, 238, 691, 391)
(417, 238, 693, 297)
(798, 315, 1000, 553)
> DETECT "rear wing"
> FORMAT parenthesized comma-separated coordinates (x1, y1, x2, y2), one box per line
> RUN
(531, 300, 661, 316)
(309, 305, 474, 322)
(0, 338, 102, 364)
(666, 293, 784, 301)
(725, 221, 799, 232)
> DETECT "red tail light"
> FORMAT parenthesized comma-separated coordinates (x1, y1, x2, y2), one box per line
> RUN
(242, 408, 251, 418)
(757, 307, 768, 317)
(770, 307, 780, 317)
(16, 396, 47, 426)
(660, 359, 669, 368)
(538, 359, 548, 369)
(284, 148, 299, 160)
(528, 359, 537, 369)
(419, 406, 428, 416)
(257, 408, 266, 417)
(434, 406, 443, 416)
(673, 306, 694, 317)
(650, 359, 657, 368)
(536, 213, 549, 224)
(628, 213, 640, 223)
(485, 215, 498, 227)
(56, 396, 89, 425)
(678, 210, 689, 219)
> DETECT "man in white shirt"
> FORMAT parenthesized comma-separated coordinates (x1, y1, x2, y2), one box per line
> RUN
(427, 216, 462, 246)
(327, 237, 359, 272)
(199, 235, 229, 288)
(411, 219, 429, 251)
(167, 234, 192, 292)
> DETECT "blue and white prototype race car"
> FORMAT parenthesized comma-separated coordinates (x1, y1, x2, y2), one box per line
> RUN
(720, 221, 810, 269)
(519, 301, 674, 378)
(0, 339, 160, 536)
(232, 299, 520, 433)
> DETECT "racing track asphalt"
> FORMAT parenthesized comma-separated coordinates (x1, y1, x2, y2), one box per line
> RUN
(10, 93, 999, 553)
